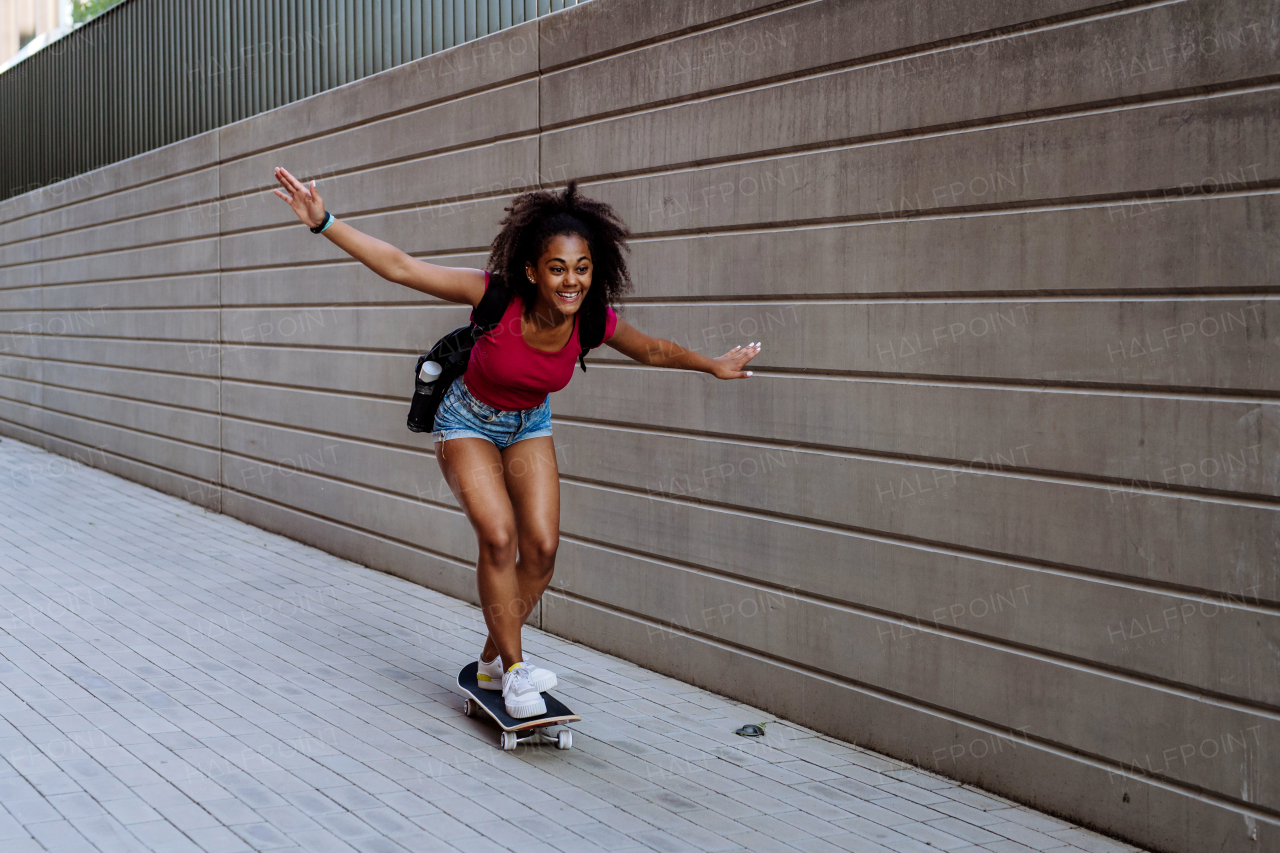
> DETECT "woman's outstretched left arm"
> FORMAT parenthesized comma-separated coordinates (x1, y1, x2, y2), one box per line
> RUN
(605, 318, 761, 379)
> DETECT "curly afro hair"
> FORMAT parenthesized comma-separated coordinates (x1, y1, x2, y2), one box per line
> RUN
(486, 179, 633, 331)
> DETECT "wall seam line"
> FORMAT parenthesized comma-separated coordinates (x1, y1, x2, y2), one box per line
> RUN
(217, 127, 224, 514)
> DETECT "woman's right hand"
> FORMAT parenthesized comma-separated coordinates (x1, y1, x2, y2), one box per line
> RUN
(272, 166, 327, 229)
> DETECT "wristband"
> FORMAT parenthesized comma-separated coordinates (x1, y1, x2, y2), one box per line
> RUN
(309, 211, 335, 233)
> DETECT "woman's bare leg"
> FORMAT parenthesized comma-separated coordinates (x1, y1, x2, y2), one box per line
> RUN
(434, 437, 526, 668)
(480, 436, 560, 665)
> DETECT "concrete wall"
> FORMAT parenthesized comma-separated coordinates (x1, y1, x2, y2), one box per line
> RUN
(1, 2, 1277, 850)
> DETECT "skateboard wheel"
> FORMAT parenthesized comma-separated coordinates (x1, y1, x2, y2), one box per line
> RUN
(462, 698, 475, 717)
(557, 731, 572, 750)
(501, 731, 518, 751)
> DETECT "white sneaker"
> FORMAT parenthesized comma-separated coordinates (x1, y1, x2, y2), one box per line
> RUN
(478, 654, 556, 693)
(502, 664, 547, 718)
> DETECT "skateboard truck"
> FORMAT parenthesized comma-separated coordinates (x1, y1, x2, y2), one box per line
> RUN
(462, 698, 573, 751)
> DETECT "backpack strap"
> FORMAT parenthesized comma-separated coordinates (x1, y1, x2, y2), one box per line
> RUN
(470, 273, 511, 336)
(576, 302, 608, 373)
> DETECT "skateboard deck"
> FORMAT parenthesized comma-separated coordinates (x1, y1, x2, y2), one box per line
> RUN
(458, 662, 580, 750)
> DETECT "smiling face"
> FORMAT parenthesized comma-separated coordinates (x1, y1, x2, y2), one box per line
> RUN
(526, 233, 592, 323)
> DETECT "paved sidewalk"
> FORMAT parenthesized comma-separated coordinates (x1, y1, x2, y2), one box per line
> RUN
(0, 436, 1144, 853)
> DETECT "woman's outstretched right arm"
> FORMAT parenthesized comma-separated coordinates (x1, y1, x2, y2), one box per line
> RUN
(272, 166, 485, 308)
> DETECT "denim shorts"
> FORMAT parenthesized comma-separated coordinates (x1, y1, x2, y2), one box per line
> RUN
(431, 375, 552, 449)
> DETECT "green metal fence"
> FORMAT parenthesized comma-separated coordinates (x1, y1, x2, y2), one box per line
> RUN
(1, 0, 585, 201)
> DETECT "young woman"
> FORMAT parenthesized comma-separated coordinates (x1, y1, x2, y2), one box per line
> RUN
(272, 168, 761, 718)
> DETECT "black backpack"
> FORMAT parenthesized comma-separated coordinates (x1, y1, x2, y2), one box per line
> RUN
(406, 275, 608, 433)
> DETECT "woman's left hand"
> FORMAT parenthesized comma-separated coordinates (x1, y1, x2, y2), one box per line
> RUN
(710, 343, 762, 379)
(272, 166, 327, 229)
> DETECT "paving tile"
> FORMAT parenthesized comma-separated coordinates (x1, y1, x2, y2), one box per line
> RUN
(379, 832, 458, 852)
(631, 828, 705, 853)
(323, 785, 386, 812)
(314, 811, 381, 841)
(4, 795, 61, 824)
(726, 787, 804, 816)
(679, 806, 751, 835)
(0, 811, 29, 841)
(721, 829, 797, 853)
(283, 790, 346, 818)
(987, 820, 1073, 849)
(929, 799, 1009, 827)
(287, 828, 360, 853)
(826, 814, 908, 847)
(668, 823, 747, 851)
(0, 840, 40, 853)
(740, 813, 812, 842)
(122, 818, 195, 848)
(0, 777, 41, 801)
(787, 837, 851, 853)
(926, 816, 1006, 844)
(233, 821, 296, 849)
(878, 782, 950, 805)
(554, 835, 644, 853)
(102, 795, 163, 825)
(348, 837, 414, 853)
(892, 819, 972, 850)
(997, 807, 1076, 834)
(784, 793, 854, 823)
(201, 796, 264, 826)
(873, 795, 946, 823)
(24, 818, 94, 851)
(821, 832, 896, 852)
(580, 805, 657, 836)
(24, 769, 83, 796)
(66, 814, 152, 853)
(983, 840, 1044, 853)
(157, 802, 223, 831)
(352, 807, 421, 836)
(1045, 827, 1142, 853)
(186, 825, 255, 852)
(942, 786, 1019, 812)
(774, 806, 845, 837)
(48, 790, 107, 820)
(132, 781, 195, 810)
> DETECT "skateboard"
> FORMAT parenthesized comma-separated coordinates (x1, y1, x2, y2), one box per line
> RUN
(457, 662, 580, 751)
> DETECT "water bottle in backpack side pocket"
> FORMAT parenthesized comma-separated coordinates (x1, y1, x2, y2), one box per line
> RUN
(419, 360, 442, 387)
(406, 359, 443, 432)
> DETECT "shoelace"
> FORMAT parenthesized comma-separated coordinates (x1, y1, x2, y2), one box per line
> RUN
(503, 666, 535, 697)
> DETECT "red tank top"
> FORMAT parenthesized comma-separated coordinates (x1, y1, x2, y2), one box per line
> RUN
(463, 271, 618, 410)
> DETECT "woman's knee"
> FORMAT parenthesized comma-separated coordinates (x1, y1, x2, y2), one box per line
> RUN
(477, 523, 517, 563)
(521, 532, 559, 572)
